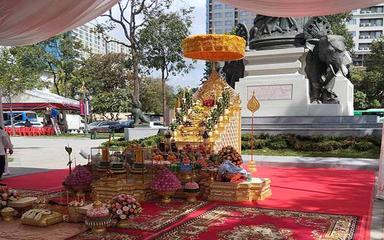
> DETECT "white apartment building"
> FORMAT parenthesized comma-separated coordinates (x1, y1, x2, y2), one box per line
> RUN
(71, 23, 129, 57)
(347, 4, 384, 66)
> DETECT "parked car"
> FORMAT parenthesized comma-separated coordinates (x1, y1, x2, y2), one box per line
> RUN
(13, 121, 44, 128)
(111, 120, 134, 133)
(89, 121, 120, 133)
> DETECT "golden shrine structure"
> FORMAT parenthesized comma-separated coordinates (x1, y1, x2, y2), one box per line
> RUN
(172, 70, 242, 153)
(91, 34, 271, 203)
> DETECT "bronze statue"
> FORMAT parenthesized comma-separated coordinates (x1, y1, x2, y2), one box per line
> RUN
(131, 98, 150, 126)
(303, 17, 352, 104)
(249, 15, 298, 41)
(222, 23, 246, 88)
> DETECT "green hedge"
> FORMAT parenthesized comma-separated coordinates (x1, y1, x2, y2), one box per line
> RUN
(104, 133, 381, 153)
(241, 134, 380, 152)
(102, 134, 163, 148)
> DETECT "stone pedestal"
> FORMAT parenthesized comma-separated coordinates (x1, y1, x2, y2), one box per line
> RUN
(124, 127, 159, 141)
(235, 48, 354, 117)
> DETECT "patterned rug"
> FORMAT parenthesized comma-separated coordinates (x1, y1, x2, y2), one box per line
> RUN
(154, 205, 359, 240)
(120, 199, 207, 231)
(70, 200, 208, 240)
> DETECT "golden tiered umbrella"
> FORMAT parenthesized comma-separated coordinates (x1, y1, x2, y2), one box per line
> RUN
(182, 34, 246, 61)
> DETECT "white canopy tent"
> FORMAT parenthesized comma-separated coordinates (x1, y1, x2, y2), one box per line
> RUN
(1, 89, 80, 111)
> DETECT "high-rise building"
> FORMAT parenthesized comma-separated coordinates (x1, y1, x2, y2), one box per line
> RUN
(206, 0, 255, 34)
(347, 4, 384, 66)
(71, 23, 129, 57)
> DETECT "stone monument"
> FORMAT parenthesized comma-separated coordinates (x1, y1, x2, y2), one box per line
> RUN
(233, 16, 354, 117)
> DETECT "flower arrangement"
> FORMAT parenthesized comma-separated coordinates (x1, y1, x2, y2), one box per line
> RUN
(64, 165, 93, 187)
(151, 167, 181, 192)
(108, 194, 142, 220)
(184, 182, 200, 193)
(0, 187, 19, 208)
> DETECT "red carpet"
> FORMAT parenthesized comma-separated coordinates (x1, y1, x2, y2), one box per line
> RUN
(4, 166, 374, 240)
(2, 169, 68, 192)
(149, 166, 374, 240)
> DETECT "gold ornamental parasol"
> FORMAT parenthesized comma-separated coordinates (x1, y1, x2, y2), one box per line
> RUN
(182, 34, 246, 61)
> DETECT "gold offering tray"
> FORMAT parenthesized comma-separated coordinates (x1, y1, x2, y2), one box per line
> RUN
(208, 178, 272, 202)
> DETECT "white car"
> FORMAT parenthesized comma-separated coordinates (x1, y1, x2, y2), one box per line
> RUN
(13, 121, 44, 128)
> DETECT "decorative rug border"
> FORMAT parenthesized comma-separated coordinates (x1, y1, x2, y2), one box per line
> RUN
(154, 205, 360, 240)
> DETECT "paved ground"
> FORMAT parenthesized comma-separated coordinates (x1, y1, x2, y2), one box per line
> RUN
(8, 136, 105, 172)
(3, 136, 384, 239)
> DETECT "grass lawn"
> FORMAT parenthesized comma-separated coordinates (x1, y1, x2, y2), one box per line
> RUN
(241, 148, 380, 159)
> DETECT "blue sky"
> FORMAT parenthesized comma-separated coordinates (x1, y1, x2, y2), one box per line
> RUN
(100, 0, 207, 88)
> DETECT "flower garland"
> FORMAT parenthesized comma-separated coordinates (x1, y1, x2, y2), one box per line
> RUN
(205, 88, 231, 132)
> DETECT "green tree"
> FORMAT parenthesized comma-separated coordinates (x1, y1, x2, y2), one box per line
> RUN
(366, 37, 384, 72)
(140, 9, 193, 124)
(0, 47, 46, 128)
(75, 53, 131, 120)
(95, 0, 172, 108)
(38, 33, 84, 97)
(325, 13, 354, 51)
(140, 77, 176, 115)
(350, 38, 384, 108)
(354, 91, 368, 109)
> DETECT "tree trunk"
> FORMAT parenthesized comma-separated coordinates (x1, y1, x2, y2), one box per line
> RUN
(0, 91, 4, 128)
(161, 68, 167, 126)
(132, 50, 140, 103)
(9, 96, 15, 136)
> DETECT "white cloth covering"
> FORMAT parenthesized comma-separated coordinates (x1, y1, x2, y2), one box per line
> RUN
(0, 0, 119, 46)
(218, 0, 384, 17)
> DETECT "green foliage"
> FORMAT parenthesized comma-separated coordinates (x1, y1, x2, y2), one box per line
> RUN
(140, 77, 176, 115)
(353, 141, 375, 151)
(325, 13, 354, 51)
(140, 9, 193, 76)
(0, 47, 46, 99)
(241, 134, 380, 153)
(354, 90, 368, 109)
(95, 0, 173, 104)
(351, 38, 384, 108)
(103, 134, 162, 148)
(74, 53, 131, 120)
(268, 140, 288, 150)
(38, 33, 84, 97)
(140, 9, 193, 122)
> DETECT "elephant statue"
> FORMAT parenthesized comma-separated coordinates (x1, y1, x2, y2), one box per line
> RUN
(303, 17, 352, 104)
(130, 98, 150, 127)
